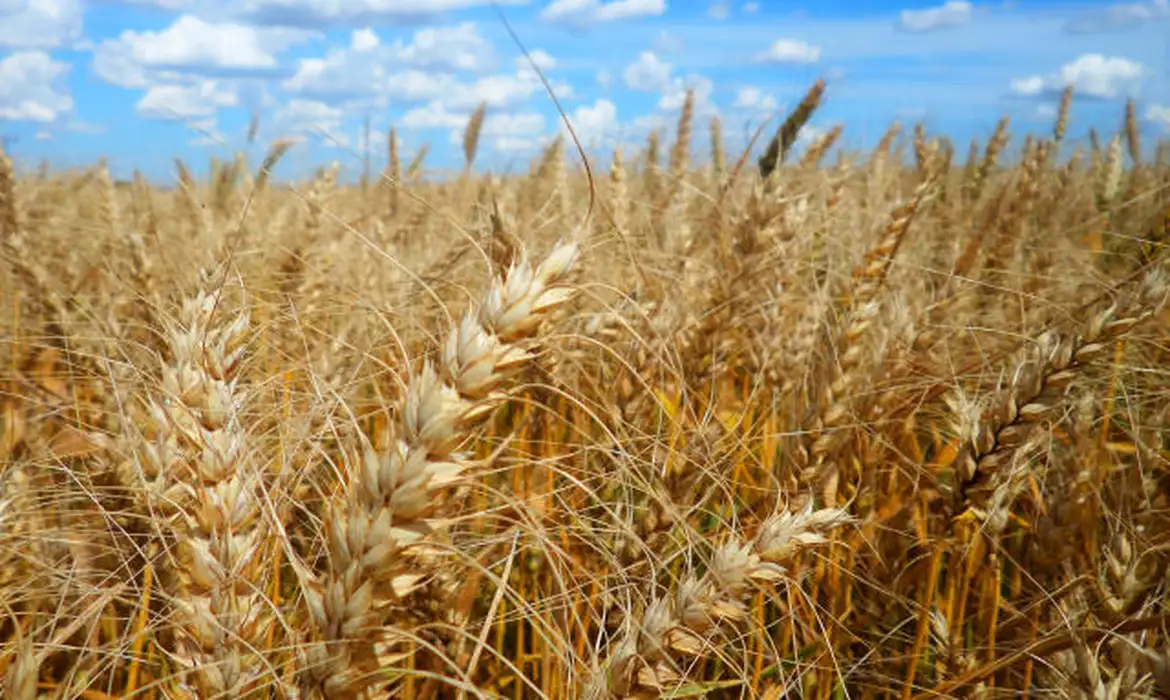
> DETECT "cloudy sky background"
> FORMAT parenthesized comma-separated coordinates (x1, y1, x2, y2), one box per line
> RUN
(0, 0, 1167, 181)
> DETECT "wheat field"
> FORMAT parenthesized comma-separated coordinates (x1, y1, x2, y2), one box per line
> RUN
(1, 83, 1169, 699)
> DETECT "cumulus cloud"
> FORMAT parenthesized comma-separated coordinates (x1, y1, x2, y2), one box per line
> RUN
(733, 85, 778, 112)
(658, 73, 714, 112)
(629, 112, 668, 137)
(112, 0, 196, 9)
(447, 71, 564, 109)
(286, 29, 564, 118)
(273, 98, 346, 144)
(493, 136, 544, 154)
(897, 1, 973, 32)
(755, 39, 821, 64)
(1010, 54, 1145, 100)
(1009, 76, 1044, 95)
(539, 0, 666, 26)
(93, 15, 315, 88)
(232, 0, 527, 26)
(282, 22, 499, 107)
(137, 80, 239, 119)
(389, 22, 494, 71)
(1064, 0, 1169, 33)
(385, 70, 463, 103)
(596, 69, 613, 87)
(448, 111, 547, 153)
(399, 69, 561, 129)
(284, 55, 450, 104)
(400, 101, 466, 129)
(1146, 104, 1170, 130)
(483, 112, 546, 137)
(285, 55, 385, 100)
(566, 98, 618, 145)
(794, 123, 827, 150)
(0, 51, 73, 122)
(188, 116, 227, 147)
(516, 49, 557, 72)
(0, 0, 83, 49)
(514, 48, 560, 82)
(350, 27, 379, 51)
(623, 51, 672, 91)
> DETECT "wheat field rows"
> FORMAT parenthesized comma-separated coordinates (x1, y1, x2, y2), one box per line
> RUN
(1, 83, 1169, 699)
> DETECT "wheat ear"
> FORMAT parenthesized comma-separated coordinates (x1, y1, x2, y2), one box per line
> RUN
(951, 268, 1169, 510)
(587, 504, 852, 698)
(127, 273, 272, 697)
(298, 239, 580, 699)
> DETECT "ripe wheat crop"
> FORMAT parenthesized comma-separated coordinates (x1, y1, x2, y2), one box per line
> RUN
(2, 84, 1170, 699)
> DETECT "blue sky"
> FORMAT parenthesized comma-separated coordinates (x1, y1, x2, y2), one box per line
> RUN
(0, 0, 1167, 182)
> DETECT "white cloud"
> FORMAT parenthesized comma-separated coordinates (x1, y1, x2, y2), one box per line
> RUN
(405, 97, 556, 151)
(446, 72, 553, 109)
(283, 23, 494, 104)
(483, 112, 545, 136)
(351, 27, 379, 51)
(35, 130, 52, 141)
(401, 101, 467, 129)
(0, 0, 83, 50)
(563, 98, 618, 146)
(487, 136, 536, 154)
(137, 80, 239, 119)
(1065, 0, 1169, 33)
(115, 0, 195, 9)
(596, 69, 613, 87)
(1010, 54, 1145, 100)
(733, 85, 778, 112)
(286, 34, 561, 115)
(391, 22, 493, 71)
(658, 73, 714, 112)
(0, 51, 73, 122)
(517, 49, 556, 72)
(897, 1, 973, 33)
(1009, 75, 1044, 96)
(742, 1, 759, 12)
(629, 112, 667, 137)
(795, 123, 826, 149)
(284, 53, 385, 98)
(446, 111, 546, 151)
(734, 86, 762, 108)
(232, 0, 527, 25)
(755, 39, 821, 64)
(188, 117, 226, 147)
(93, 15, 315, 88)
(514, 48, 560, 82)
(707, 1, 730, 19)
(438, 111, 543, 156)
(623, 50, 672, 91)
(384, 69, 458, 102)
(274, 98, 346, 144)
(1144, 104, 1170, 130)
(539, 0, 666, 26)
